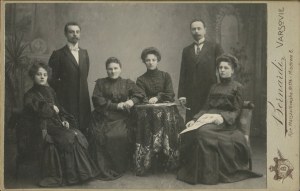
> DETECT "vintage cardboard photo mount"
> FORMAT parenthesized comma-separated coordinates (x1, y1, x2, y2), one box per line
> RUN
(0, 1, 299, 191)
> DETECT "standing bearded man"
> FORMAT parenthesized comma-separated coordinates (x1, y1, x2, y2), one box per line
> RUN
(49, 22, 91, 132)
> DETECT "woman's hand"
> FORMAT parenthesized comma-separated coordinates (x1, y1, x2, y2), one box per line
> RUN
(62, 121, 70, 129)
(186, 120, 195, 128)
(197, 114, 224, 125)
(124, 100, 134, 109)
(148, 97, 158, 104)
(197, 114, 213, 123)
(117, 102, 125, 110)
(53, 105, 59, 114)
(213, 114, 224, 125)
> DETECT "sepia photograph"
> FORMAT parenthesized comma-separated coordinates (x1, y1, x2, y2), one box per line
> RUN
(1, 1, 298, 190)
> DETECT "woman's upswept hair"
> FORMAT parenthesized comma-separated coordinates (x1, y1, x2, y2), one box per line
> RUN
(141, 47, 161, 63)
(28, 62, 52, 80)
(216, 53, 239, 69)
(105, 57, 122, 68)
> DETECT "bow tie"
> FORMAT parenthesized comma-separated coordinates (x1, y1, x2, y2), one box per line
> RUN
(69, 47, 80, 51)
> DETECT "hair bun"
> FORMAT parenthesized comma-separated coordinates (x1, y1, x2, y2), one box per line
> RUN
(216, 53, 239, 69)
(141, 47, 161, 62)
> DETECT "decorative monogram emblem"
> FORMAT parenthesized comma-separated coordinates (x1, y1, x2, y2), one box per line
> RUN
(269, 149, 294, 182)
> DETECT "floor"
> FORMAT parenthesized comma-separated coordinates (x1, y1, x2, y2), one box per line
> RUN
(4, 126, 266, 189)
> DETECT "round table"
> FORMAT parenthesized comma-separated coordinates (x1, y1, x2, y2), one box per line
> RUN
(133, 103, 185, 175)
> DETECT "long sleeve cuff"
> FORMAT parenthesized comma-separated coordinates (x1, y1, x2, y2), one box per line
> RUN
(107, 102, 118, 110)
(156, 95, 162, 102)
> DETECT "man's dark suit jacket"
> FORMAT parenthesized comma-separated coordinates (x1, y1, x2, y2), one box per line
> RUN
(48, 45, 91, 131)
(178, 41, 223, 122)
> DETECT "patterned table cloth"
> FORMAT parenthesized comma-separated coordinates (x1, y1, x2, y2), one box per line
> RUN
(133, 104, 185, 175)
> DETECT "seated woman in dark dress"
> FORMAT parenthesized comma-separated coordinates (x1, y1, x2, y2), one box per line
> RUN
(135, 47, 184, 174)
(88, 57, 144, 180)
(136, 47, 175, 103)
(177, 54, 262, 185)
(22, 63, 99, 187)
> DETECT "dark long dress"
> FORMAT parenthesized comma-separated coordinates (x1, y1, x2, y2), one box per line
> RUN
(136, 69, 175, 102)
(135, 69, 185, 173)
(22, 84, 99, 187)
(177, 78, 262, 185)
(88, 77, 144, 180)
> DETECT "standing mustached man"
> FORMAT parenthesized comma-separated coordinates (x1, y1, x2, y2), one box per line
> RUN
(48, 22, 91, 132)
(178, 19, 223, 122)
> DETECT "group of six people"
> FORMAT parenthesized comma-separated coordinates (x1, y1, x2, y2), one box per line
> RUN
(21, 19, 261, 187)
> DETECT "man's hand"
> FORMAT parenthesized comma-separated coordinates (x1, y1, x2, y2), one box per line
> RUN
(179, 97, 191, 110)
(62, 121, 70, 129)
(178, 97, 187, 106)
(42, 129, 47, 139)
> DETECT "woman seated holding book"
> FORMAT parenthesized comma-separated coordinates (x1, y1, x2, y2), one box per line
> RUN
(177, 54, 262, 185)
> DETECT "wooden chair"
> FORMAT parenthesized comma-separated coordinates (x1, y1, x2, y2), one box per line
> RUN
(12, 110, 53, 180)
(13, 109, 38, 180)
(237, 101, 255, 170)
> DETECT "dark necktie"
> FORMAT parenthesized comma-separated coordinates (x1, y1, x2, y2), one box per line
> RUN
(195, 42, 204, 55)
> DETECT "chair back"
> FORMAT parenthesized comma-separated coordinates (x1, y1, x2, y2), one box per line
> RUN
(238, 101, 254, 136)
(238, 101, 254, 170)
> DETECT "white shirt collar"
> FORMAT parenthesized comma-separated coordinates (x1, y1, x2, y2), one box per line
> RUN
(67, 42, 79, 50)
(194, 37, 205, 45)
